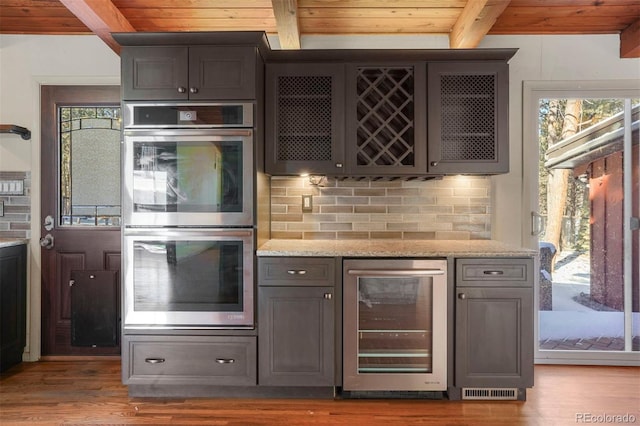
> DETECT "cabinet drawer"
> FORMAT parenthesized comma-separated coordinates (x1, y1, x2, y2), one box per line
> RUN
(258, 257, 336, 287)
(456, 258, 533, 287)
(124, 336, 256, 385)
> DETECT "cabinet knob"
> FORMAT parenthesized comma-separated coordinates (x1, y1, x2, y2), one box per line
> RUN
(324, 293, 333, 300)
(430, 161, 439, 167)
(458, 293, 466, 300)
(189, 87, 199, 94)
(335, 163, 343, 168)
(177, 87, 187, 93)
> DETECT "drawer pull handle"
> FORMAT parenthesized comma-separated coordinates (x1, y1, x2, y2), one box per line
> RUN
(145, 358, 165, 364)
(483, 270, 504, 275)
(216, 358, 235, 364)
(287, 269, 307, 275)
(324, 293, 332, 300)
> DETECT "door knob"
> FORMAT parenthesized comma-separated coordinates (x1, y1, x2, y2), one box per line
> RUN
(39, 233, 54, 250)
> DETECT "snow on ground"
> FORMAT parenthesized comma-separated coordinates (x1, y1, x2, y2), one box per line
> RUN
(538, 251, 639, 340)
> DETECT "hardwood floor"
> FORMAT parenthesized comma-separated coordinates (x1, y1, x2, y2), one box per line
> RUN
(1, 361, 638, 425)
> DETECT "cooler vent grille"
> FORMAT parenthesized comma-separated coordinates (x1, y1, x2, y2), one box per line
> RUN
(462, 388, 517, 400)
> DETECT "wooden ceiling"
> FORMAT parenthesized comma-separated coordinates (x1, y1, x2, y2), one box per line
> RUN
(1, 0, 639, 58)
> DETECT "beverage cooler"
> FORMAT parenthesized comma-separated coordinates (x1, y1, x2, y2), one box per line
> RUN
(343, 259, 448, 391)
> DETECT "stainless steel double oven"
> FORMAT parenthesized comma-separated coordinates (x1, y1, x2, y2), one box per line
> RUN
(122, 103, 255, 330)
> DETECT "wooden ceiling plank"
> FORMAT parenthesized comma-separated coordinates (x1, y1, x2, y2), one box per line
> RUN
(620, 18, 640, 58)
(271, 0, 301, 49)
(117, 8, 276, 19)
(58, 0, 136, 54)
(112, 0, 274, 8)
(298, 7, 460, 19)
(300, 17, 454, 34)
(450, 0, 511, 48)
(299, 0, 468, 7)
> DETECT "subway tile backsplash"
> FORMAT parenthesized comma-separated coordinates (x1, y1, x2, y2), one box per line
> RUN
(0, 171, 31, 239)
(270, 176, 491, 240)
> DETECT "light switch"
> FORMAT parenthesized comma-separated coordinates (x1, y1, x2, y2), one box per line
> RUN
(0, 179, 24, 195)
(302, 194, 313, 213)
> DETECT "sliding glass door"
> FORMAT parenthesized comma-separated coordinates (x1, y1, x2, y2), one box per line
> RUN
(524, 82, 639, 364)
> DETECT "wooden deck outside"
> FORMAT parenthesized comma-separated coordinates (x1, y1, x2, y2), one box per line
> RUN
(1, 360, 639, 425)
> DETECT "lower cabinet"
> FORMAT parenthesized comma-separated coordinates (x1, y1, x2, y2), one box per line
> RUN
(258, 257, 337, 386)
(122, 335, 257, 386)
(454, 258, 534, 396)
(0, 243, 27, 372)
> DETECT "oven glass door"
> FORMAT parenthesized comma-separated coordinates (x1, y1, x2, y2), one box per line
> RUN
(123, 131, 253, 226)
(123, 229, 254, 329)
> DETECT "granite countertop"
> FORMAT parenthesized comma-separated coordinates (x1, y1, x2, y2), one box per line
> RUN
(0, 238, 29, 249)
(257, 239, 537, 257)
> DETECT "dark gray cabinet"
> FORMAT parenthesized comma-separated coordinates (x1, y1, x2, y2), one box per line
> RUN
(346, 63, 427, 175)
(454, 258, 534, 395)
(0, 243, 27, 372)
(122, 335, 257, 386)
(258, 257, 336, 386)
(120, 46, 257, 101)
(265, 63, 346, 175)
(266, 56, 511, 177)
(427, 62, 509, 174)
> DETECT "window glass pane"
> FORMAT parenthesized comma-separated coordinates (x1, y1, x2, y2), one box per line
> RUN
(538, 98, 640, 352)
(60, 106, 121, 226)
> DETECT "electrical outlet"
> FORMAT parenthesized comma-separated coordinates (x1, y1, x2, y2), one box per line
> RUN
(302, 194, 313, 213)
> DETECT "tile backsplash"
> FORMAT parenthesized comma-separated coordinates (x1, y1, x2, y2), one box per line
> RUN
(270, 175, 491, 240)
(0, 171, 31, 239)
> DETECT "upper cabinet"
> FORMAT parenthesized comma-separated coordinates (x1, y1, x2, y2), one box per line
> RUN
(265, 63, 346, 175)
(120, 46, 257, 101)
(427, 61, 509, 174)
(346, 63, 427, 176)
(265, 51, 514, 177)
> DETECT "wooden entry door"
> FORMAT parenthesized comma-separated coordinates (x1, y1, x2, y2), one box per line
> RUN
(40, 86, 121, 356)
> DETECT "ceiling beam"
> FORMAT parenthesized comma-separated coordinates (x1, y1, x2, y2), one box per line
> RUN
(58, 0, 135, 54)
(450, 0, 511, 49)
(271, 0, 301, 49)
(620, 18, 640, 58)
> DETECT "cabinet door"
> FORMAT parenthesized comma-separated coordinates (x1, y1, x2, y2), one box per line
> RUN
(0, 244, 27, 372)
(188, 46, 256, 100)
(258, 286, 334, 386)
(121, 46, 189, 101)
(265, 63, 345, 175)
(427, 62, 509, 174)
(346, 63, 427, 175)
(455, 287, 533, 388)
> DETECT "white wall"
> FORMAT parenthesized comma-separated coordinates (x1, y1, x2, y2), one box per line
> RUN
(1, 32, 638, 360)
(0, 35, 120, 361)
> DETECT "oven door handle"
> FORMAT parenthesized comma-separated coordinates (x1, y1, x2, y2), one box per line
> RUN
(347, 269, 445, 276)
(123, 129, 253, 137)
